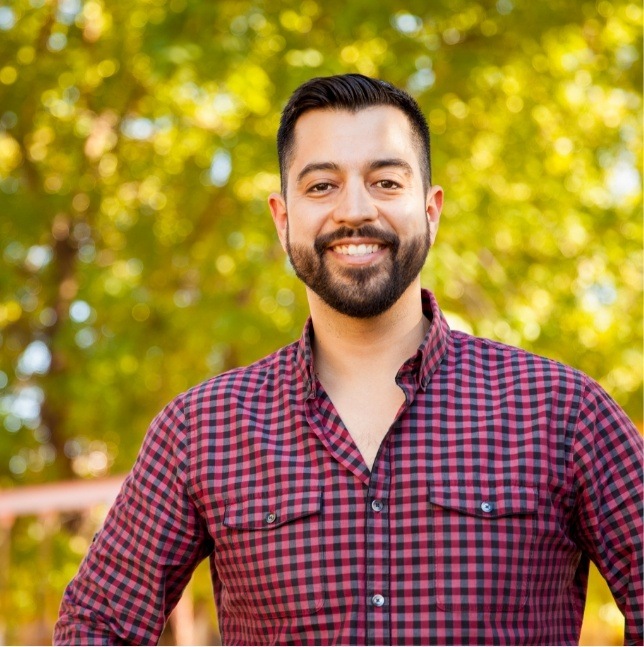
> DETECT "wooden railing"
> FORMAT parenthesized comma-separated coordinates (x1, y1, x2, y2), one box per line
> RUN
(0, 477, 210, 646)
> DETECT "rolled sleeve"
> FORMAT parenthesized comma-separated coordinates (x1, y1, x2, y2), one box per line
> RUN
(570, 378, 643, 645)
(54, 397, 212, 645)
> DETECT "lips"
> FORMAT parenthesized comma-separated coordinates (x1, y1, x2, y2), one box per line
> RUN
(314, 225, 399, 257)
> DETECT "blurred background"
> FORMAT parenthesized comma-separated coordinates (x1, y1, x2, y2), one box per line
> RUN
(0, 0, 641, 644)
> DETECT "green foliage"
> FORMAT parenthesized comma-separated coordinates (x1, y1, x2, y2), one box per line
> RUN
(0, 0, 641, 643)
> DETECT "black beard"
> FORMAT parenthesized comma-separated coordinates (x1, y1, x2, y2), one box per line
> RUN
(286, 222, 431, 318)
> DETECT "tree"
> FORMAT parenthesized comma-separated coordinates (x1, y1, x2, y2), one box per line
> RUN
(0, 0, 641, 643)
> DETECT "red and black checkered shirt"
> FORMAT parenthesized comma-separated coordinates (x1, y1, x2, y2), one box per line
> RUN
(55, 290, 642, 645)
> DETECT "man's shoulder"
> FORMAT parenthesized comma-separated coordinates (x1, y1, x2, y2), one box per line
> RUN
(180, 340, 301, 406)
(142, 341, 302, 446)
(449, 328, 588, 385)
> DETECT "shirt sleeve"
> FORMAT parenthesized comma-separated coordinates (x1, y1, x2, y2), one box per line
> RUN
(53, 396, 213, 645)
(569, 377, 643, 646)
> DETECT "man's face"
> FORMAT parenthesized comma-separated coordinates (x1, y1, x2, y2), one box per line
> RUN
(269, 106, 443, 318)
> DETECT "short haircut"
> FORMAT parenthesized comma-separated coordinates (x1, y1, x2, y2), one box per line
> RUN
(277, 73, 432, 195)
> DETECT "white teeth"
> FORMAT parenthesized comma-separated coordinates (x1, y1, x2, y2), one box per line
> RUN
(334, 244, 382, 256)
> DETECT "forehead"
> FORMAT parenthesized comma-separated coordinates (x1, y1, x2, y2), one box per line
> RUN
(289, 106, 419, 173)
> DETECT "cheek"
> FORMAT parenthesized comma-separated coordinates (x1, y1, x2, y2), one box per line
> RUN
(285, 221, 308, 246)
(287, 212, 328, 243)
(383, 206, 427, 233)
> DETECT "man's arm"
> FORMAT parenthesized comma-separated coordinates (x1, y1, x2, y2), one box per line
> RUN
(570, 377, 643, 645)
(54, 397, 212, 645)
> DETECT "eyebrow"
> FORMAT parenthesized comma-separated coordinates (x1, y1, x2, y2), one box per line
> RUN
(295, 158, 414, 184)
(369, 158, 414, 176)
(296, 162, 341, 184)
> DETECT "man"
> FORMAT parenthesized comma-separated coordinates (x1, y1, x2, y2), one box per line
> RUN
(54, 74, 642, 645)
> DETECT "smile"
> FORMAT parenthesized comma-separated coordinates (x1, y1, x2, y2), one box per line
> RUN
(331, 243, 384, 256)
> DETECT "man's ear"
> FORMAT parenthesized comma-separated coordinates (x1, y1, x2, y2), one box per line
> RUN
(268, 192, 288, 252)
(426, 185, 443, 246)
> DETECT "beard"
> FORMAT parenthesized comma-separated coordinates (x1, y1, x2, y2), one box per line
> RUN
(286, 221, 431, 319)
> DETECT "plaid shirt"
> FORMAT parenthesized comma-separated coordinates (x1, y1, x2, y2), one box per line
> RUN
(55, 290, 642, 646)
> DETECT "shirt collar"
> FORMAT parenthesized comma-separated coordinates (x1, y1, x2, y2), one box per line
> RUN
(298, 317, 317, 399)
(405, 289, 451, 390)
(296, 289, 450, 397)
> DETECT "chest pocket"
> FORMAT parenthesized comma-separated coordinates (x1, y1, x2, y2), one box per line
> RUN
(428, 481, 538, 612)
(218, 489, 325, 619)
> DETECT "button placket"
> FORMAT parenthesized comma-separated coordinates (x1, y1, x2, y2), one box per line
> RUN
(365, 461, 391, 645)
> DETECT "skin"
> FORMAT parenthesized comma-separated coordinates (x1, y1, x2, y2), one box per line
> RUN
(268, 106, 444, 469)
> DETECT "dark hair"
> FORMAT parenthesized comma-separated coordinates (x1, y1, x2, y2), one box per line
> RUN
(277, 73, 432, 195)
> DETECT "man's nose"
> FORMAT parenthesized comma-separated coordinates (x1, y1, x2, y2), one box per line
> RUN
(332, 180, 378, 225)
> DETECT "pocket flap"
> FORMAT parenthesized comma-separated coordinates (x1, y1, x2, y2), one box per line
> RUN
(224, 489, 322, 530)
(428, 483, 538, 518)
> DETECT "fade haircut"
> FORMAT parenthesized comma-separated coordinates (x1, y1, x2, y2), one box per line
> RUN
(277, 73, 432, 195)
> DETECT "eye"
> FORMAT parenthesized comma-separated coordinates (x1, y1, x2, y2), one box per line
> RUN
(307, 182, 334, 193)
(375, 179, 401, 189)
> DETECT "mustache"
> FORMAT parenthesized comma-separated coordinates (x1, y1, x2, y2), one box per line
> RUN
(314, 226, 399, 255)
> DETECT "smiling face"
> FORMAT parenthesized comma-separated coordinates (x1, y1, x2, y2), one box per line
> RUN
(269, 106, 443, 318)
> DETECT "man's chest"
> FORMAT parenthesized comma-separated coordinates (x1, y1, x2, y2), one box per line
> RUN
(193, 415, 579, 645)
(320, 379, 407, 470)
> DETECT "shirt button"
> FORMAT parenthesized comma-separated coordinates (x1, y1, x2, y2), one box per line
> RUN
(371, 499, 384, 512)
(265, 512, 277, 524)
(480, 502, 494, 513)
(371, 594, 385, 607)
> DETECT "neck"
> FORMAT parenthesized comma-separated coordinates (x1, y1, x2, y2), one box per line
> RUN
(308, 282, 428, 381)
